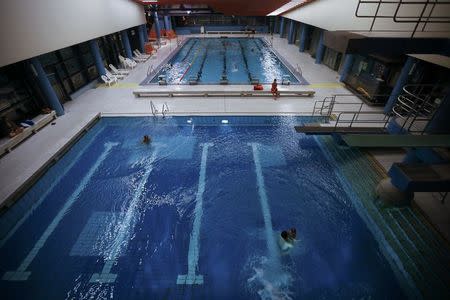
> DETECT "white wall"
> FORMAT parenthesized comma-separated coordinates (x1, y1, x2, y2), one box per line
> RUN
(282, 0, 450, 34)
(0, 0, 146, 67)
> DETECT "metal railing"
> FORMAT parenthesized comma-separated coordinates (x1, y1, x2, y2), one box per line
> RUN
(391, 84, 443, 133)
(355, 0, 450, 38)
(150, 101, 158, 117)
(161, 102, 170, 118)
(334, 111, 391, 130)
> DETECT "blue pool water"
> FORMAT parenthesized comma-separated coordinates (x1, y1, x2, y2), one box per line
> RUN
(142, 38, 306, 85)
(0, 116, 407, 299)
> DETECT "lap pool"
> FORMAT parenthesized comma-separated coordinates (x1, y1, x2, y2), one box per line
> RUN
(141, 38, 307, 85)
(0, 116, 409, 299)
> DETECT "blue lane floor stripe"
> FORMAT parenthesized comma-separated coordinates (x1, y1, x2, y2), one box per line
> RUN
(177, 143, 213, 285)
(2, 142, 118, 282)
(0, 127, 105, 249)
(249, 143, 278, 262)
(90, 145, 161, 284)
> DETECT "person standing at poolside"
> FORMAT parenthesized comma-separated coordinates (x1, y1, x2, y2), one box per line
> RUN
(271, 79, 279, 100)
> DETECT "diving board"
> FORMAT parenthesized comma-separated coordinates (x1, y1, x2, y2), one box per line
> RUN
(295, 124, 386, 135)
(341, 134, 450, 148)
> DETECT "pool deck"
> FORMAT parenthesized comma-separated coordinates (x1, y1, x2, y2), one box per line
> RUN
(0, 34, 448, 244)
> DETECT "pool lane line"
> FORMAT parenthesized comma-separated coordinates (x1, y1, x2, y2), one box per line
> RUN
(179, 48, 200, 82)
(90, 145, 161, 284)
(177, 142, 213, 285)
(2, 142, 119, 282)
(0, 127, 106, 249)
(248, 143, 279, 262)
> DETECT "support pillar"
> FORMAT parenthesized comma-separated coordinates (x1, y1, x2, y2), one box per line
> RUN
(384, 57, 416, 114)
(153, 11, 161, 42)
(137, 25, 145, 53)
(164, 16, 171, 31)
(89, 39, 106, 76)
(339, 54, 354, 82)
(143, 24, 149, 42)
(315, 30, 325, 64)
(288, 20, 295, 44)
(279, 17, 285, 38)
(120, 30, 133, 59)
(299, 24, 309, 52)
(30, 57, 64, 116)
(425, 91, 450, 134)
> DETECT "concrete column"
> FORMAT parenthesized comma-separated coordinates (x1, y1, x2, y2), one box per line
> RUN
(339, 54, 354, 82)
(164, 16, 171, 31)
(279, 17, 285, 38)
(315, 30, 325, 64)
(30, 57, 64, 116)
(89, 39, 106, 76)
(137, 25, 145, 53)
(384, 57, 416, 114)
(299, 24, 309, 52)
(143, 24, 149, 42)
(153, 11, 161, 41)
(120, 30, 133, 59)
(288, 20, 295, 44)
(425, 91, 450, 134)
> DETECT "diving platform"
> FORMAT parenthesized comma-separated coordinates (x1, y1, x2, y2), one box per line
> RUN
(341, 134, 450, 148)
(294, 124, 387, 135)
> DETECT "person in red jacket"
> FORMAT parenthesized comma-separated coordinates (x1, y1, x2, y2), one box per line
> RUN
(271, 79, 279, 100)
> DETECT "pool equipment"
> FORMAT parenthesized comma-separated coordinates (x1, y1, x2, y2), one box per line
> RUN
(158, 75, 167, 85)
(220, 74, 228, 85)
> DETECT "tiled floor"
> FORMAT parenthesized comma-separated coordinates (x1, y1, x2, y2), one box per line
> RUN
(0, 34, 448, 243)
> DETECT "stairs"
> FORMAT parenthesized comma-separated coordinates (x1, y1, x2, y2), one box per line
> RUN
(318, 136, 450, 298)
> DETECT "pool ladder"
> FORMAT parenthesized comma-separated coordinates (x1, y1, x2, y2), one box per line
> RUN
(150, 101, 170, 118)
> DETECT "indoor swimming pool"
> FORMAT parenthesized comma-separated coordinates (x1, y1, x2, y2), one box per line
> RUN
(141, 38, 306, 85)
(0, 116, 409, 299)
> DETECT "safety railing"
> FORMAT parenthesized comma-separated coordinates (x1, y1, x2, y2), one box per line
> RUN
(161, 102, 170, 118)
(355, 0, 450, 38)
(334, 111, 392, 130)
(150, 101, 158, 117)
(391, 84, 444, 134)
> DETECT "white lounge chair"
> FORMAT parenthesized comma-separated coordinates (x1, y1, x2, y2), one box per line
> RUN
(101, 75, 115, 86)
(134, 49, 151, 59)
(106, 69, 124, 80)
(132, 53, 147, 62)
(109, 64, 129, 75)
(118, 55, 137, 69)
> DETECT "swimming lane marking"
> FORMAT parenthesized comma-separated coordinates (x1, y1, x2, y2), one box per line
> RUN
(90, 145, 160, 283)
(177, 143, 213, 285)
(3, 142, 118, 281)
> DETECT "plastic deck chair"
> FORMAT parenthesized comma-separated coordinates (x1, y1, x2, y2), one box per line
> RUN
(106, 69, 124, 81)
(109, 64, 129, 75)
(101, 75, 115, 87)
(134, 49, 151, 59)
(132, 50, 149, 61)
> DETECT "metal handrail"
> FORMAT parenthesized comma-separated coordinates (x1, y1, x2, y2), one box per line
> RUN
(334, 111, 391, 130)
(355, 0, 450, 37)
(150, 101, 158, 117)
(161, 102, 169, 118)
(147, 65, 155, 76)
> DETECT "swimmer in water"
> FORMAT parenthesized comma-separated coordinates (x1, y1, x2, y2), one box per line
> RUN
(142, 135, 151, 144)
(278, 228, 297, 253)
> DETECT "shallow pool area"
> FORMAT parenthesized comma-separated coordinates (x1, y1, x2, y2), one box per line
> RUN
(0, 116, 414, 299)
(141, 38, 307, 85)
